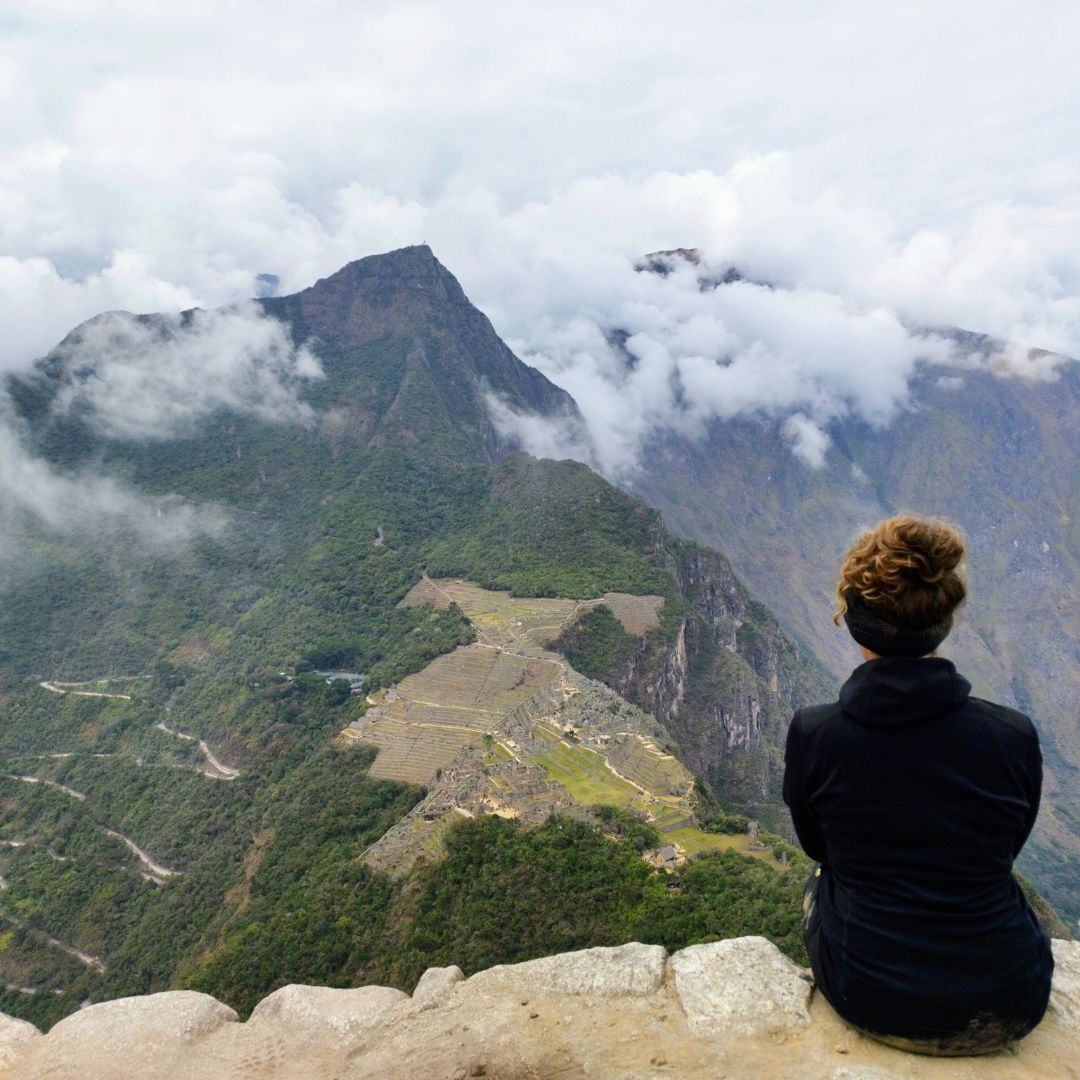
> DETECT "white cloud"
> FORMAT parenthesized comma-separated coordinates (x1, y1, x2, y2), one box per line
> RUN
(0, 301, 319, 559)
(50, 303, 322, 440)
(484, 392, 591, 467)
(0, 251, 199, 374)
(782, 413, 831, 470)
(0, 1, 1078, 476)
(0, 409, 226, 563)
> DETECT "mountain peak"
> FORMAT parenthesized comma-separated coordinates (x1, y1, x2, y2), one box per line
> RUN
(251, 246, 577, 457)
(258, 245, 481, 354)
(301, 245, 468, 313)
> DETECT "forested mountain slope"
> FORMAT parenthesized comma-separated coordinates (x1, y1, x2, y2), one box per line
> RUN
(0, 247, 834, 1027)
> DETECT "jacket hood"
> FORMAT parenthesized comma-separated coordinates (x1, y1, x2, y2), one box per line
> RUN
(839, 656, 972, 727)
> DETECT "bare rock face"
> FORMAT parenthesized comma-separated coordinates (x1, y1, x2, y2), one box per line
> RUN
(408, 965, 464, 1013)
(2, 937, 1080, 1079)
(0, 1013, 40, 1068)
(1048, 938, 1080, 1026)
(670, 935, 813, 1036)
(463, 941, 667, 999)
(7, 990, 236, 1079)
(248, 984, 407, 1048)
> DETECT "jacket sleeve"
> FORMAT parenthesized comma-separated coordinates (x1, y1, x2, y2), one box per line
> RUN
(1012, 727, 1043, 858)
(783, 714, 828, 863)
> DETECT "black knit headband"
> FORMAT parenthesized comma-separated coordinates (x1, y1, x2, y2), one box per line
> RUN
(842, 588, 953, 658)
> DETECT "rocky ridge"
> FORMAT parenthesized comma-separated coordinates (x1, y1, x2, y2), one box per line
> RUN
(1, 936, 1076, 1079)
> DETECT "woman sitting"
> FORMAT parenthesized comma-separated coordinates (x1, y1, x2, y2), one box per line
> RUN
(783, 514, 1054, 1055)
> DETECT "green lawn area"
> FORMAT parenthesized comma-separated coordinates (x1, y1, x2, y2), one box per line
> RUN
(483, 742, 513, 765)
(528, 729, 775, 867)
(531, 739, 640, 808)
(666, 826, 780, 865)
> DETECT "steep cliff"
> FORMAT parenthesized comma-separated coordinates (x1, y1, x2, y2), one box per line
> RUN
(557, 534, 832, 827)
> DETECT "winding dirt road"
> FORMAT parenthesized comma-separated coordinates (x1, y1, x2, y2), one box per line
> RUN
(155, 721, 240, 780)
(39, 680, 132, 700)
(6, 775, 86, 801)
(104, 829, 181, 885)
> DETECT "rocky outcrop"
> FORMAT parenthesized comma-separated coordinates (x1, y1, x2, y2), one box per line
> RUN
(3, 937, 1078, 1079)
(595, 539, 833, 818)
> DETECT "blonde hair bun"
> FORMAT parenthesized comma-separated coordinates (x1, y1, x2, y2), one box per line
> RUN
(835, 515, 967, 628)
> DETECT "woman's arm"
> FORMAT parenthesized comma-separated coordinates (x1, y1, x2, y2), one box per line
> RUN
(782, 715, 829, 862)
(1012, 727, 1043, 858)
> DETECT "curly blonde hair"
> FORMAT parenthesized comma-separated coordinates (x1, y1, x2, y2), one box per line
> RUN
(834, 514, 967, 628)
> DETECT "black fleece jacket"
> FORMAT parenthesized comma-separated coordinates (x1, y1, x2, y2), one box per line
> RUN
(783, 656, 1053, 1040)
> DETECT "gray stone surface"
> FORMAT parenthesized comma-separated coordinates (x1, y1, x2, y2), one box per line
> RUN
(670, 936, 813, 1037)
(1, 936, 1079, 1078)
(1049, 938, 1080, 1026)
(0, 1013, 40, 1067)
(48, 990, 237, 1048)
(248, 984, 407, 1048)
(409, 965, 464, 1013)
(830, 1069, 906, 1080)
(5, 991, 238, 1080)
(464, 941, 667, 998)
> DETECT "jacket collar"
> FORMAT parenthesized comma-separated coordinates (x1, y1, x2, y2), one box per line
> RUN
(839, 656, 972, 727)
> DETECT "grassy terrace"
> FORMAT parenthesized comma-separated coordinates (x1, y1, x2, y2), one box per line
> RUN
(662, 826, 782, 867)
(608, 738, 690, 796)
(532, 736, 641, 809)
(353, 577, 769, 867)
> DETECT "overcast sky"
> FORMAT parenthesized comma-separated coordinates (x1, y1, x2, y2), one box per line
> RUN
(3, 0, 1080, 475)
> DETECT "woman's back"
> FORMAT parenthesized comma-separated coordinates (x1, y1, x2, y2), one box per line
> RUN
(784, 514, 1054, 1053)
(785, 655, 1053, 1041)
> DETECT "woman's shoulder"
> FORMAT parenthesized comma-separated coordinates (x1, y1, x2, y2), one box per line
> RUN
(792, 700, 842, 736)
(963, 696, 1038, 739)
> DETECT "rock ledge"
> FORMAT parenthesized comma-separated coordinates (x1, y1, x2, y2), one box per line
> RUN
(1, 937, 1077, 1079)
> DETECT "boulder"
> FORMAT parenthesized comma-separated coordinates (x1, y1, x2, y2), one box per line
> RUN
(409, 965, 464, 1013)
(248, 983, 407, 1049)
(669, 936, 813, 1037)
(0, 1013, 40, 1068)
(1048, 938, 1080, 1026)
(10, 991, 236, 1079)
(464, 941, 666, 998)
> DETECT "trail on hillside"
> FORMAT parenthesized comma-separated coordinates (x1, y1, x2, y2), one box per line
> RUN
(44, 932, 104, 973)
(39, 680, 133, 700)
(25, 752, 114, 760)
(7, 775, 87, 801)
(2, 838, 75, 864)
(0, 914, 105, 973)
(155, 720, 240, 780)
(104, 829, 181, 885)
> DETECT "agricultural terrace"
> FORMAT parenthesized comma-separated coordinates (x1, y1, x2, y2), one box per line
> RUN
(350, 578, 663, 784)
(349, 577, 765, 864)
(400, 577, 663, 647)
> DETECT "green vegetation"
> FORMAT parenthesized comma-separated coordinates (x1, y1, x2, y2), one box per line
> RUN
(533, 737, 640, 808)
(634, 849, 808, 964)
(365, 814, 809, 996)
(426, 456, 672, 599)
(553, 604, 636, 679)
